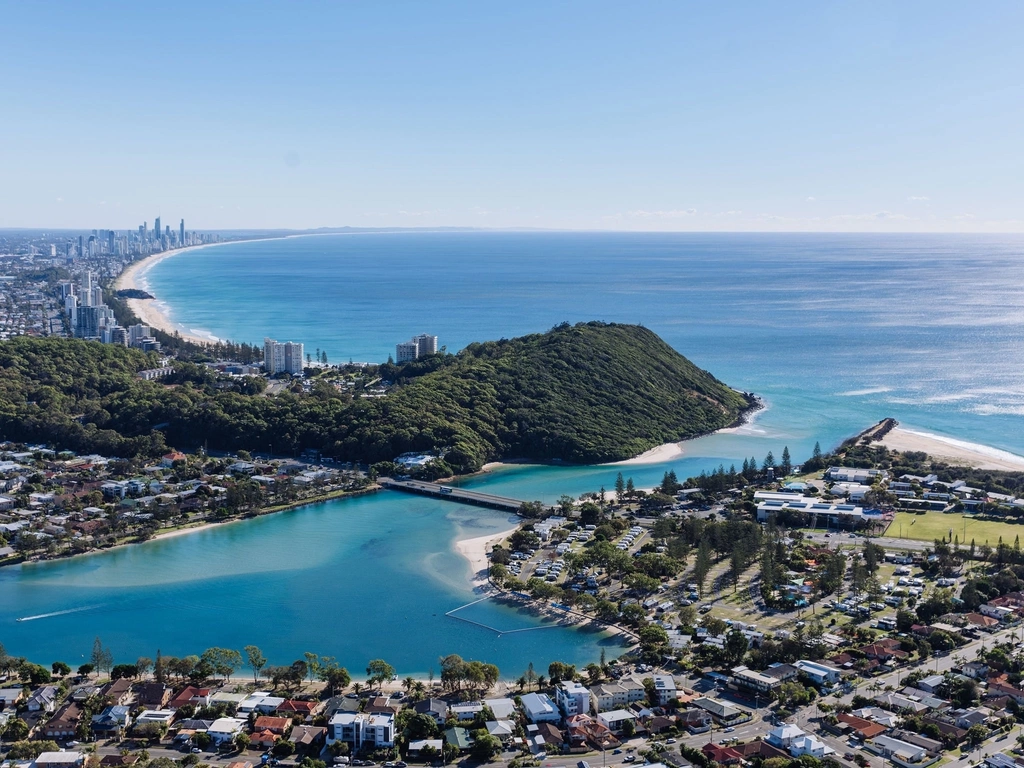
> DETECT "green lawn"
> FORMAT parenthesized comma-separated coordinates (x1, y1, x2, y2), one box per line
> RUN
(887, 511, 1024, 546)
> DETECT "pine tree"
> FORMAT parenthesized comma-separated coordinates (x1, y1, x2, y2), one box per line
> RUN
(813, 441, 822, 460)
(763, 451, 775, 470)
(615, 472, 625, 498)
(625, 477, 635, 497)
(742, 458, 749, 475)
(781, 446, 792, 476)
(155, 649, 165, 683)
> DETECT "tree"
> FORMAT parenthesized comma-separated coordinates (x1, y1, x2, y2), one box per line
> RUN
(202, 648, 243, 681)
(136, 657, 154, 678)
(245, 645, 267, 683)
(8, 740, 60, 760)
(366, 659, 396, 690)
(91, 637, 113, 675)
(693, 538, 713, 595)
(51, 661, 71, 677)
(620, 718, 636, 738)
(625, 477, 635, 498)
(548, 662, 576, 685)
(724, 629, 749, 665)
(762, 451, 775, 471)
(4, 718, 29, 741)
(154, 650, 165, 683)
(470, 731, 502, 762)
(111, 664, 138, 680)
(235, 732, 251, 752)
(615, 473, 625, 499)
(78, 663, 94, 676)
(966, 724, 988, 746)
(304, 652, 322, 684)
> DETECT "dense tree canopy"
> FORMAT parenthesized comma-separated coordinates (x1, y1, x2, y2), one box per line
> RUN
(0, 322, 751, 472)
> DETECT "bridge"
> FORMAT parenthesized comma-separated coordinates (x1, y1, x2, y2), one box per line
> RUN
(379, 478, 541, 513)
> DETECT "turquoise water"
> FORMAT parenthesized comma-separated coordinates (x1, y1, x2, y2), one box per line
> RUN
(3, 232, 1024, 672)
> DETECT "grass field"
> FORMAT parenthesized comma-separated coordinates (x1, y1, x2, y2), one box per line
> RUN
(887, 511, 1024, 546)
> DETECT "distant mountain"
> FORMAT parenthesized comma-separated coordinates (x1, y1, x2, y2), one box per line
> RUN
(0, 323, 753, 472)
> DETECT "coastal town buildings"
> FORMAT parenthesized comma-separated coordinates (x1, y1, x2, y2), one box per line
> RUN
(264, 338, 305, 375)
(396, 333, 438, 362)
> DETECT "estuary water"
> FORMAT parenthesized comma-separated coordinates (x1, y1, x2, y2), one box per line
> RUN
(3, 231, 1024, 673)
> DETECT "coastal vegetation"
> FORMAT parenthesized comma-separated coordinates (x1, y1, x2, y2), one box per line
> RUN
(0, 322, 752, 472)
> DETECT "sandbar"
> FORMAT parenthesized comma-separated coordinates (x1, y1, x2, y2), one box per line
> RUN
(454, 526, 518, 587)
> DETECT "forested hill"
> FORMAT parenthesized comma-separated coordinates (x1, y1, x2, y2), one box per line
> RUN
(0, 323, 753, 472)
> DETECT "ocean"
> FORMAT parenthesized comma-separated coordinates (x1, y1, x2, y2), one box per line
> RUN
(3, 231, 1023, 673)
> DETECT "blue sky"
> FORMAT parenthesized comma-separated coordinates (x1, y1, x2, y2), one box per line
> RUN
(1, 1, 1022, 231)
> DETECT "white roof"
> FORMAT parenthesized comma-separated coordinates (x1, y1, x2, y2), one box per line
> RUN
(208, 717, 247, 735)
(599, 709, 637, 722)
(34, 754, 82, 766)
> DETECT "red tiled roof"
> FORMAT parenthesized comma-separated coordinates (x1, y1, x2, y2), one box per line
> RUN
(838, 713, 888, 738)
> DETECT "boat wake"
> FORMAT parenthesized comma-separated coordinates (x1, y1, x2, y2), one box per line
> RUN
(16, 604, 103, 622)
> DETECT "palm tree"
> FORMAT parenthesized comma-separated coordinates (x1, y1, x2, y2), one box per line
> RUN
(516, 675, 527, 692)
(536, 674, 547, 690)
(412, 681, 427, 700)
(403, 676, 415, 696)
(353, 682, 362, 697)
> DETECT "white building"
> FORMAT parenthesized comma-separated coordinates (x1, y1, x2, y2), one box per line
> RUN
(264, 338, 305, 375)
(520, 692, 560, 723)
(794, 660, 843, 686)
(647, 674, 677, 705)
(208, 717, 247, 745)
(556, 681, 591, 717)
(396, 334, 439, 363)
(590, 679, 646, 712)
(597, 709, 638, 734)
(328, 712, 396, 749)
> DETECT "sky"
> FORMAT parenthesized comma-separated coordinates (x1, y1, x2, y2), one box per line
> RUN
(1, 1, 1022, 232)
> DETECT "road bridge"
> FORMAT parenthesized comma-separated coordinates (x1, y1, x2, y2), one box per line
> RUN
(379, 478, 544, 513)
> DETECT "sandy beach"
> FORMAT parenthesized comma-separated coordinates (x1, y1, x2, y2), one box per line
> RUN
(455, 526, 518, 586)
(878, 426, 1024, 472)
(114, 243, 227, 344)
(607, 441, 684, 466)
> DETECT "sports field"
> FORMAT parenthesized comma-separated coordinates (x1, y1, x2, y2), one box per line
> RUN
(888, 511, 1024, 546)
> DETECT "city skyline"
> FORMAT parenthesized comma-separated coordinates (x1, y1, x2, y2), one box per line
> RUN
(2, 2, 1022, 232)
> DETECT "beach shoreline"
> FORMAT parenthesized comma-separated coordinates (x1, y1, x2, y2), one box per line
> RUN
(454, 526, 518, 587)
(876, 425, 1024, 472)
(113, 236, 297, 345)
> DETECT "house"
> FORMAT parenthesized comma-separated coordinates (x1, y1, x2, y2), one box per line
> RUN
(136, 683, 172, 709)
(135, 710, 176, 726)
(483, 697, 518, 720)
(450, 702, 484, 721)
(767, 724, 806, 750)
(238, 693, 286, 714)
(327, 712, 395, 749)
(92, 705, 131, 737)
(41, 702, 82, 740)
(679, 708, 712, 734)
(168, 686, 210, 710)
(253, 716, 291, 734)
(27, 685, 60, 713)
(101, 678, 133, 705)
(733, 741, 790, 761)
(161, 452, 187, 467)
(0, 687, 25, 708)
(208, 717, 247, 745)
(444, 727, 474, 753)
(413, 698, 449, 725)
(873, 692, 930, 714)
(276, 699, 318, 718)
(249, 730, 281, 750)
(99, 756, 140, 768)
(566, 713, 619, 751)
(408, 739, 444, 757)
(838, 713, 888, 739)
(290, 725, 327, 751)
(32, 753, 84, 768)
(556, 681, 592, 717)
(596, 709, 637, 735)
(521, 692, 560, 723)
(702, 743, 743, 765)
(987, 682, 1024, 706)
(980, 604, 1015, 622)
(953, 707, 994, 729)
(486, 720, 516, 742)
(794, 660, 843, 686)
(967, 613, 1000, 630)
(917, 675, 946, 694)
(870, 734, 928, 763)
(692, 697, 745, 724)
(209, 692, 247, 711)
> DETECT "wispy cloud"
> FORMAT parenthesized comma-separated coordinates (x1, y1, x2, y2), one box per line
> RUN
(833, 210, 911, 221)
(627, 208, 697, 218)
(806, 196, 816, 202)
(907, 195, 930, 201)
